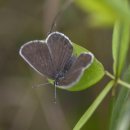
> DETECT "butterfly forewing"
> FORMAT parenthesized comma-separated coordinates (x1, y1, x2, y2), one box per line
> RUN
(58, 53, 94, 87)
(20, 41, 55, 79)
(46, 32, 73, 73)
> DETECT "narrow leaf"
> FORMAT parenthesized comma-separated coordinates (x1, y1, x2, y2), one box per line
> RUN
(116, 100, 130, 130)
(109, 65, 130, 130)
(112, 21, 130, 77)
(73, 80, 114, 130)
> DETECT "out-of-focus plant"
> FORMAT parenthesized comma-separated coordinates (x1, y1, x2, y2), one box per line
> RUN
(75, 0, 130, 26)
(69, 0, 130, 129)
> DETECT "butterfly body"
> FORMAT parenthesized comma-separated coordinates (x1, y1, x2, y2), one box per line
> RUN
(19, 32, 94, 88)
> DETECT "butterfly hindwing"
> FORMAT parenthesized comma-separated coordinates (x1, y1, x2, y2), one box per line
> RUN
(58, 53, 94, 87)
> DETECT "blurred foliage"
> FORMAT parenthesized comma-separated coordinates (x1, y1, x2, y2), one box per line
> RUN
(73, 0, 130, 129)
(109, 65, 130, 130)
(1, 0, 130, 130)
(75, 0, 130, 26)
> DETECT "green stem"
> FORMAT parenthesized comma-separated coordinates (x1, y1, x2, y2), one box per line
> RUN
(73, 81, 114, 130)
(105, 71, 130, 89)
(105, 71, 115, 79)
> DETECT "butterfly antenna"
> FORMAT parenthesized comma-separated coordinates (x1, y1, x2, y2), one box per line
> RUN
(48, 0, 74, 34)
(32, 82, 51, 88)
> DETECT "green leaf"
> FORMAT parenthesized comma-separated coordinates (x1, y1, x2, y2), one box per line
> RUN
(73, 80, 114, 130)
(48, 42, 104, 91)
(112, 21, 130, 77)
(61, 43, 104, 91)
(115, 100, 130, 130)
(75, 0, 130, 26)
(109, 65, 130, 130)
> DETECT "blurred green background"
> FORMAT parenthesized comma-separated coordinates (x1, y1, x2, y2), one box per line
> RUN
(0, 0, 113, 130)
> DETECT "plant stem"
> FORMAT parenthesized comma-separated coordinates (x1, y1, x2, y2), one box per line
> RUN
(105, 71, 130, 89)
(105, 71, 115, 79)
(73, 81, 114, 130)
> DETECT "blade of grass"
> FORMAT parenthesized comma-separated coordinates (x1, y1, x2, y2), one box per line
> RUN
(109, 65, 130, 130)
(112, 21, 130, 77)
(110, 0, 130, 129)
(112, 0, 130, 77)
(73, 80, 114, 130)
(116, 99, 130, 130)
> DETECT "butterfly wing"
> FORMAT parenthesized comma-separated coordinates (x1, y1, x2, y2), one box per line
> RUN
(58, 53, 94, 87)
(46, 32, 73, 73)
(19, 40, 55, 79)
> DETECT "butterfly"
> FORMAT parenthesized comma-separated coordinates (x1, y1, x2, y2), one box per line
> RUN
(19, 32, 94, 89)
